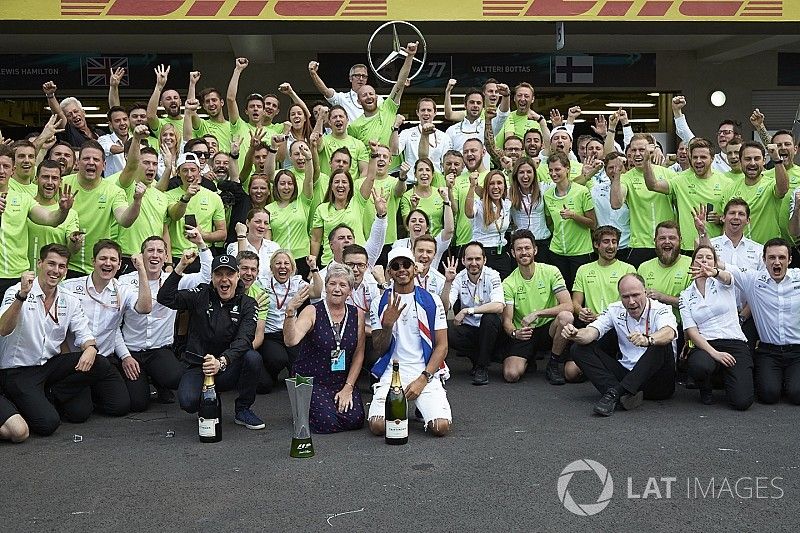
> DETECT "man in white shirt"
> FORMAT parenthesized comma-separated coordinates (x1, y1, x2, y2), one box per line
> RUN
(368, 248, 451, 437)
(98, 106, 130, 176)
(446, 88, 490, 169)
(308, 61, 382, 123)
(730, 238, 800, 404)
(563, 273, 678, 416)
(61, 239, 152, 417)
(443, 242, 504, 385)
(671, 95, 736, 173)
(0, 244, 106, 436)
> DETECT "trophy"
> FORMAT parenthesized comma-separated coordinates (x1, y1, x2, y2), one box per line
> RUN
(367, 20, 427, 84)
(285, 375, 315, 458)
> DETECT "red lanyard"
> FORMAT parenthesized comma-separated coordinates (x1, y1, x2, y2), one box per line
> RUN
(41, 292, 59, 324)
(85, 278, 120, 310)
(271, 278, 290, 309)
(347, 285, 369, 312)
(625, 302, 651, 336)
(416, 274, 428, 290)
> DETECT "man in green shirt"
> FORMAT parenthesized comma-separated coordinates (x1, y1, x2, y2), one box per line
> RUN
(610, 134, 677, 267)
(720, 141, 787, 244)
(496, 82, 542, 149)
(189, 81, 232, 153)
(763, 130, 800, 247)
(146, 63, 184, 139)
(319, 105, 368, 180)
(636, 221, 691, 324)
(501, 229, 574, 385)
(643, 138, 731, 252)
(452, 139, 489, 248)
(10, 140, 38, 196)
(723, 139, 743, 182)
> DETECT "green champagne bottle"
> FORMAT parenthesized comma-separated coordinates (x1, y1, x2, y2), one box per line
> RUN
(385, 360, 408, 445)
(198, 374, 222, 443)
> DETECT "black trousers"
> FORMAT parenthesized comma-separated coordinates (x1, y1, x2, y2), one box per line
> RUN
(447, 313, 502, 368)
(754, 343, 800, 405)
(0, 393, 19, 426)
(687, 339, 754, 410)
(571, 337, 676, 400)
(260, 331, 298, 379)
(548, 252, 592, 292)
(484, 249, 515, 280)
(91, 355, 132, 417)
(111, 348, 185, 412)
(178, 349, 262, 414)
(0, 352, 112, 436)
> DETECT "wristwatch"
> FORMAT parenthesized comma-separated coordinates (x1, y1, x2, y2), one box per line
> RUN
(511, 329, 517, 338)
(421, 370, 434, 383)
(647, 336, 654, 346)
(218, 357, 228, 372)
(14, 291, 26, 302)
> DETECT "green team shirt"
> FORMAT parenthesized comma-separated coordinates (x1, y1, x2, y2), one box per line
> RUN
(312, 195, 368, 265)
(110, 177, 170, 256)
(536, 163, 582, 186)
(355, 176, 402, 243)
(502, 263, 567, 329)
(496, 112, 541, 148)
(8, 179, 37, 197)
(764, 165, 800, 242)
(289, 167, 329, 223)
(399, 188, 445, 237)
(193, 118, 232, 153)
(620, 166, 677, 249)
(453, 171, 488, 245)
(429, 171, 449, 189)
(347, 98, 401, 169)
(724, 170, 744, 182)
(320, 135, 369, 181)
(0, 190, 36, 277)
(637, 255, 692, 322)
(267, 195, 311, 259)
(719, 176, 782, 245)
(165, 186, 226, 257)
(62, 174, 128, 274)
(668, 170, 732, 250)
(572, 260, 636, 313)
(27, 204, 79, 270)
(248, 282, 269, 321)
(543, 183, 594, 256)
(153, 116, 184, 137)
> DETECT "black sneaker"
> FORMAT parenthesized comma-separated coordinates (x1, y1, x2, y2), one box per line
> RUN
(619, 390, 644, 411)
(472, 367, 489, 386)
(593, 388, 620, 416)
(545, 357, 566, 385)
(699, 388, 715, 405)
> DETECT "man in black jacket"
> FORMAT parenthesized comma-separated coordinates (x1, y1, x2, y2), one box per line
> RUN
(158, 254, 265, 430)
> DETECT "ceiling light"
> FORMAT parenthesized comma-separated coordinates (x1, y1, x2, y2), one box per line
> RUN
(710, 90, 726, 107)
(605, 103, 655, 108)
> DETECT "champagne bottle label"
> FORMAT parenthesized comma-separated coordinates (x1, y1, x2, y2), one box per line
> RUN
(385, 418, 408, 439)
(198, 417, 218, 437)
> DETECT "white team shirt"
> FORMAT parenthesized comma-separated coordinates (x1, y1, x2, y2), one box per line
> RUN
(226, 239, 281, 280)
(117, 271, 179, 352)
(472, 198, 511, 248)
(711, 234, 763, 310)
(446, 118, 491, 170)
(510, 189, 551, 240)
(679, 278, 746, 342)
(448, 266, 504, 327)
(588, 299, 678, 370)
(392, 233, 451, 272)
(263, 274, 308, 334)
(731, 267, 800, 345)
(398, 126, 453, 182)
(0, 279, 94, 369)
(590, 170, 631, 249)
(98, 132, 127, 176)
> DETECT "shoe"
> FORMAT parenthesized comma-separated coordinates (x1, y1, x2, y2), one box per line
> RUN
(699, 388, 715, 405)
(545, 357, 566, 386)
(685, 376, 698, 390)
(234, 408, 266, 430)
(469, 363, 477, 377)
(472, 367, 489, 386)
(414, 408, 425, 423)
(619, 390, 644, 411)
(593, 388, 620, 417)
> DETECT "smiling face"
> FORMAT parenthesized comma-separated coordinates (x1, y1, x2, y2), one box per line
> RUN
(595, 233, 619, 263)
(349, 66, 369, 91)
(462, 244, 485, 277)
(586, 139, 604, 161)
(178, 162, 200, 188)
(129, 107, 147, 127)
(524, 131, 543, 158)
(109, 110, 129, 138)
(415, 160, 433, 186)
(628, 139, 648, 169)
(93, 246, 121, 281)
(77, 147, 105, 182)
(263, 96, 280, 121)
(388, 256, 415, 287)
(740, 146, 763, 181)
(289, 105, 306, 131)
(551, 131, 572, 155)
(275, 172, 296, 202)
(486, 173, 506, 200)
(248, 211, 270, 239)
(330, 151, 351, 173)
(417, 100, 435, 124)
(413, 240, 436, 272)
(330, 227, 355, 260)
(64, 103, 86, 129)
(249, 177, 269, 205)
(654, 227, 680, 265)
(343, 252, 368, 286)
(772, 133, 797, 168)
(511, 236, 536, 267)
(462, 140, 484, 171)
(722, 203, 749, 237)
(514, 87, 533, 112)
(142, 239, 167, 276)
(764, 244, 790, 282)
(14, 146, 36, 180)
(357, 85, 378, 113)
(374, 145, 390, 176)
(325, 276, 352, 306)
(717, 123, 736, 150)
(548, 159, 568, 184)
(290, 141, 309, 169)
(271, 252, 293, 282)
(693, 247, 716, 270)
(407, 211, 429, 239)
(212, 267, 239, 301)
(330, 173, 351, 202)
(690, 147, 712, 177)
(0, 155, 13, 187)
(238, 258, 259, 289)
(504, 138, 523, 163)
(160, 127, 177, 149)
(212, 153, 230, 178)
(161, 90, 182, 117)
(202, 91, 223, 118)
(443, 154, 464, 176)
(515, 162, 535, 191)
(725, 143, 742, 172)
(330, 108, 348, 135)
(50, 144, 75, 174)
(38, 251, 68, 289)
(37, 166, 61, 201)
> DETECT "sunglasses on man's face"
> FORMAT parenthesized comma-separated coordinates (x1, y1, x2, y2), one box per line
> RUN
(389, 259, 413, 271)
(192, 151, 209, 159)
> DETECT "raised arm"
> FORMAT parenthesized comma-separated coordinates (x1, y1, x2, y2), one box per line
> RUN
(643, 147, 670, 194)
(42, 81, 66, 128)
(119, 125, 149, 189)
(464, 173, 478, 219)
(187, 71, 202, 130)
(388, 41, 418, 104)
(183, 98, 199, 142)
(28, 184, 75, 227)
(279, 82, 311, 121)
(443, 78, 465, 122)
(671, 96, 694, 145)
(226, 57, 249, 127)
(307, 61, 336, 100)
(359, 140, 379, 200)
(768, 143, 789, 198)
(147, 64, 170, 131)
(108, 67, 125, 108)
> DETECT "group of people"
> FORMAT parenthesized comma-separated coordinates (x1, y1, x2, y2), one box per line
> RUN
(2, 44, 800, 445)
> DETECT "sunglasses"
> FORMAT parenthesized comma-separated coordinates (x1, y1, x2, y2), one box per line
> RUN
(192, 151, 209, 159)
(389, 259, 413, 271)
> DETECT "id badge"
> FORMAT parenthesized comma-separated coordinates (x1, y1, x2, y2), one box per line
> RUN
(330, 349, 345, 371)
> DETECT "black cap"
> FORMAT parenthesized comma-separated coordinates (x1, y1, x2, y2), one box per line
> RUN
(211, 254, 238, 272)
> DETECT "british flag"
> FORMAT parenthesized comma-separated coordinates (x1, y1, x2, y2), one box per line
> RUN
(83, 56, 128, 87)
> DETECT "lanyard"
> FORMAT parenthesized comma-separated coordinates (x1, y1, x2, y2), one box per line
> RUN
(271, 278, 290, 309)
(625, 302, 651, 336)
(323, 300, 348, 350)
(347, 285, 369, 312)
(416, 274, 428, 290)
(40, 291, 59, 324)
(86, 277, 120, 310)
(467, 274, 483, 305)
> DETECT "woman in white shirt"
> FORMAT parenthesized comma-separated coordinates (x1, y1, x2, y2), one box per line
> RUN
(228, 208, 281, 280)
(509, 156, 552, 265)
(680, 245, 753, 410)
(465, 170, 514, 278)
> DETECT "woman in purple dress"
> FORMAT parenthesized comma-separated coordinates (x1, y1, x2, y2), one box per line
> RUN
(284, 264, 366, 433)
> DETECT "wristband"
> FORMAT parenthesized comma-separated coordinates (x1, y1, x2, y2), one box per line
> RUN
(443, 201, 451, 206)
(310, 268, 319, 273)
(237, 234, 247, 239)
(370, 152, 379, 158)
(218, 357, 227, 372)
(391, 127, 399, 132)
(376, 212, 387, 219)
(285, 311, 296, 318)
(267, 147, 278, 154)
(179, 196, 190, 204)
(230, 153, 239, 160)
(45, 93, 55, 98)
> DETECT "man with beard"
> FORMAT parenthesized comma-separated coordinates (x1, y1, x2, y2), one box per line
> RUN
(158, 253, 264, 430)
(496, 83, 544, 149)
(523, 129, 544, 160)
(452, 138, 489, 252)
(444, 242, 504, 385)
(318, 105, 368, 181)
(644, 138, 732, 253)
(348, 41, 417, 171)
(47, 141, 76, 176)
(44, 82, 104, 147)
(637, 221, 692, 324)
(98, 106, 130, 176)
(10, 140, 38, 196)
(764, 130, 800, 247)
(146, 64, 184, 140)
(564, 273, 678, 416)
(502, 229, 574, 385)
(446, 88, 491, 170)
(227, 58, 283, 161)
(719, 142, 787, 245)
(63, 140, 143, 277)
(672, 96, 737, 173)
(611, 134, 677, 267)
(189, 71, 233, 153)
(729, 238, 800, 404)
(309, 61, 382, 123)
(444, 78, 510, 138)
(61, 240, 152, 417)
(357, 143, 405, 257)
(26, 160, 80, 269)
(110, 126, 170, 274)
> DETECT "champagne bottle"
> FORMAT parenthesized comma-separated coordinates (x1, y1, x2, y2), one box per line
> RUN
(385, 360, 408, 445)
(198, 374, 222, 443)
